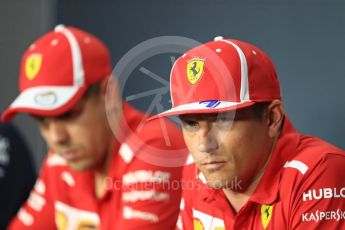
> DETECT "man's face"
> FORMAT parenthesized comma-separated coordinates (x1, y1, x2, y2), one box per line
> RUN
(179, 106, 274, 191)
(35, 93, 113, 172)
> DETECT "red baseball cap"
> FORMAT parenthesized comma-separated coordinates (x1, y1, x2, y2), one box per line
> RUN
(2, 25, 112, 122)
(150, 37, 281, 119)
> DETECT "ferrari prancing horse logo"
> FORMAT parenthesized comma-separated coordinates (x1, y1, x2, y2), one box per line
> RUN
(261, 204, 273, 229)
(186, 58, 205, 85)
(25, 53, 42, 80)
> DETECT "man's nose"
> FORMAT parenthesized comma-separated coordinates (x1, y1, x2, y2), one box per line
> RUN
(47, 120, 69, 145)
(197, 125, 219, 153)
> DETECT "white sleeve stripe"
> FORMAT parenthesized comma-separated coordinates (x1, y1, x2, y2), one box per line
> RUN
(179, 198, 185, 210)
(284, 160, 309, 175)
(27, 192, 46, 212)
(123, 170, 171, 185)
(34, 179, 46, 194)
(123, 206, 159, 223)
(119, 143, 134, 163)
(18, 208, 34, 226)
(176, 215, 183, 230)
(122, 190, 169, 202)
(61, 171, 75, 187)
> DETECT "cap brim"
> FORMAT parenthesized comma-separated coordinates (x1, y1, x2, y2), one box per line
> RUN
(148, 100, 256, 121)
(2, 85, 88, 122)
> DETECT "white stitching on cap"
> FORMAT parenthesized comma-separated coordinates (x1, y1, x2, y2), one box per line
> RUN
(219, 40, 250, 102)
(29, 44, 36, 50)
(214, 36, 224, 41)
(51, 39, 59, 46)
(55, 25, 85, 87)
(84, 37, 91, 43)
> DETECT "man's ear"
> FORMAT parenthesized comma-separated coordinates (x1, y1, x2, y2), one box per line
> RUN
(99, 77, 109, 100)
(103, 75, 123, 134)
(266, 100, 284, 138)
(99, 75, 119, 102)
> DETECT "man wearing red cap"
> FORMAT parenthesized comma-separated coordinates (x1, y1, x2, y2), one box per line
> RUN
(150, 37, 345, 229)
(2, 25, 187, 229)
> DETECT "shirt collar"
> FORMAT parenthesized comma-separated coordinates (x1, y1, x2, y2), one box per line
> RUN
(249, 116, 300, 204)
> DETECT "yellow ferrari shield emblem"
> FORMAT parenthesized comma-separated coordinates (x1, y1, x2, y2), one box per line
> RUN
(261, 204, 273, 229)
(56, 211, 67, 230)
(25, 54, 42, 80)
(187, 58, 205, 85)
(193, 219, 204, 230)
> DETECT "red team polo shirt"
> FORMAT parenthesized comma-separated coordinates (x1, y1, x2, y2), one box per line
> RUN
(177, 117, 345, 230)
(9, 103, 187, 230)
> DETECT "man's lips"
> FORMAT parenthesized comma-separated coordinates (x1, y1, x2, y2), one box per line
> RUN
(200, 160, 227, 171)
(60, 149, 80, 161)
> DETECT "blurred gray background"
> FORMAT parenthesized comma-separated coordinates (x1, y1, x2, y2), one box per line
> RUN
(1, 0, 344, 171)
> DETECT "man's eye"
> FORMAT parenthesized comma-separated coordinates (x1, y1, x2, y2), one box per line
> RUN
(218, 116, 231, 123)
(185, 120, 198, 127)
(181, 120, 199, 132)
(57, 106, 83, 120)
(58, 111, 75, 120)
(216, 115, 233, 128)
(32, 115, 47, 125)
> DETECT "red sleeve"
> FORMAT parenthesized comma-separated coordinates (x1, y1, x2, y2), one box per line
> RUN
(118, 112, 189, 229)
(290, 153, 345, 229)
(119, 161, 184, 230)
(8, 157, 56, 229)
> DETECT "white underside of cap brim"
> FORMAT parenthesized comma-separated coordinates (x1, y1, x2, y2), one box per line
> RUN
(9, 86, 80, 110)
(152, 100, 254, 119)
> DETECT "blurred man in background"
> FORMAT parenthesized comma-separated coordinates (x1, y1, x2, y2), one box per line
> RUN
(2, 25, 187, 229)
